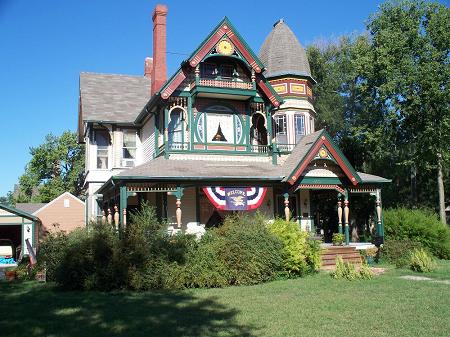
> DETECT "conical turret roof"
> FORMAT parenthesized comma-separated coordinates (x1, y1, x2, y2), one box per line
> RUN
(259, 19, 311, 79)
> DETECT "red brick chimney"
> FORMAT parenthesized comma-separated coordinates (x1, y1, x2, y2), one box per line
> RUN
(144, 57, 153, 78)
(151, 4, 168, 96)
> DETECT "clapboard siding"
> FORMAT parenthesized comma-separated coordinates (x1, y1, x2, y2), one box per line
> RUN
(141, 116, 155, 163)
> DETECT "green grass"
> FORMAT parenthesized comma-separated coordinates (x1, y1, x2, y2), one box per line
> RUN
(1, 261, 449, 337)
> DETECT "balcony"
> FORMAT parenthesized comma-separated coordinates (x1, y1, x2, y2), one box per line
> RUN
(190, 77, 256, 98)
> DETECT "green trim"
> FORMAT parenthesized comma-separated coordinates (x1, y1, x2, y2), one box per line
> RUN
(119, 185, 127, 232)
(191, 86, 257, 97)
(186, 17, 265, 70)
(285, 130, 362, 184)
(175, 186, 184, 200)
(298, 177, 344, 185)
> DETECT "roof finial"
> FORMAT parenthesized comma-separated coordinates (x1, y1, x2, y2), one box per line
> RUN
(273, 18, 284, 27)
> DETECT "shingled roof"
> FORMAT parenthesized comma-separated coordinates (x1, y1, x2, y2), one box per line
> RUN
(79, 72, 151, 124)
(259, 19, 311, 79)
(15, 203, 47, 214)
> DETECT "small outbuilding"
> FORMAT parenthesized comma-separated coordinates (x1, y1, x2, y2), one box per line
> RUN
(0, 203, 39, 258)
(16, 192, 85, 235)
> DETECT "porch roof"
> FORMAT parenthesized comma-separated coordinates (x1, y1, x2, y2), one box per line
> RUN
(357, 172, 391, 183)
(112, 156, 283, 182)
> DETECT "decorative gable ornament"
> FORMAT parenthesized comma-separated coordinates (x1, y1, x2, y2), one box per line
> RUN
(203, 187, 267, 211)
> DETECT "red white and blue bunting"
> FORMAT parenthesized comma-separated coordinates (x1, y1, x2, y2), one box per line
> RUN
(203, 187, 267, 211)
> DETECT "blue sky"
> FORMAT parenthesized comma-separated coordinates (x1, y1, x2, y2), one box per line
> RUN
(0, 0, 393, 196)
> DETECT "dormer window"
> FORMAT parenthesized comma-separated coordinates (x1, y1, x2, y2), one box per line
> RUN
(201, 63, 236, 80)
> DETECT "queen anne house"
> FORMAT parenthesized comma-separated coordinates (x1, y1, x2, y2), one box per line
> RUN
(78, 4, 389, 245)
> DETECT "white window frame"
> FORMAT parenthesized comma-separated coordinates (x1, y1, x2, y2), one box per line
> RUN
(122, 129, 137, 167)
(274, 114, 288, 144)
(294, 114, 305, 143)
(94, 129, 109, 170)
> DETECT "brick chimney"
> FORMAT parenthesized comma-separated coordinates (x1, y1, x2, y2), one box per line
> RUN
(151, 4, 168, 96)
(144, 57, 153, 78)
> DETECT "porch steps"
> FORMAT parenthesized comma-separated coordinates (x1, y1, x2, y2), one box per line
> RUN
(320, 246, 363, 270)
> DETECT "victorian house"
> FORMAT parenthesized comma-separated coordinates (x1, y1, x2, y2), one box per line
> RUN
(78, 4, 389, 244)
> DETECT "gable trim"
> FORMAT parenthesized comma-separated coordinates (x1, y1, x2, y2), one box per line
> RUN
(33, 192, 85, 215)
(286, 133, 361, 186)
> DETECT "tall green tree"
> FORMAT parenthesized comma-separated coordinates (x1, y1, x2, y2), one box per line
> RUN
(360, 0, 450, 222)
(15, 131, 85, 203)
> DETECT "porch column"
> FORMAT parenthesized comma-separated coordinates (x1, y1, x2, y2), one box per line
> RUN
(344, 193, 350, 245)
(119, 185, 128, 231)
(337, 195, 343, 234)
(376, 189, 383, 239)
(175, 186, 184, 229)
(107, 208, 112, 225)
(283, 192, 290, 221)
(102, 210, 107, 225)
(114, 205, 119, 231)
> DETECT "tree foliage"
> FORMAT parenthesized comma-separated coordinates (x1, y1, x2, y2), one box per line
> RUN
(307, 0, 449, 211)
(14, 131, 85, 203)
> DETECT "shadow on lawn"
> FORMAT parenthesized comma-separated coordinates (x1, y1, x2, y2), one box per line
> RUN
(0, 282, 257, 337)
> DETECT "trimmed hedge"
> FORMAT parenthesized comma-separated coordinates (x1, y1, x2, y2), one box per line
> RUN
(384, 208, 450, 259)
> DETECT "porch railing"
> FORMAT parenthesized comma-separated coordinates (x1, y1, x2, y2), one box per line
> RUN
(192, 78, 254, 90)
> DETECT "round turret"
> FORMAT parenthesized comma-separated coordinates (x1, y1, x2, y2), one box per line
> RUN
(259, 19, 311, 79)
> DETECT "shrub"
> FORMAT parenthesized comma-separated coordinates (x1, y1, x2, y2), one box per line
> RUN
(37, 228, 69, 281)
(268, 218, 320, 275)
(409, 248, 436, 273)
(384, 208, 450, 259)
(331, 256, 374, 280)
(216, 213, 283, 285)
(380, 239, 423, 267)
(332, 233, 345, 246)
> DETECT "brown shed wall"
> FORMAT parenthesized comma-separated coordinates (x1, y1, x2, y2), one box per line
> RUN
(36, 195, 85, 234)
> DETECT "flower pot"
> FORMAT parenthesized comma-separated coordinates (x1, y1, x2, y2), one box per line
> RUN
(5, 270, 16, 281)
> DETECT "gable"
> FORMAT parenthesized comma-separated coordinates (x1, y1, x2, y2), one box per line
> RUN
(34, 192, 84, 215)
(157, 18, 282, 107)
(284, 131, 361, 186)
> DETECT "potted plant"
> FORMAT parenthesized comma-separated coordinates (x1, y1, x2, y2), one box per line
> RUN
(332, 233, 345, 246)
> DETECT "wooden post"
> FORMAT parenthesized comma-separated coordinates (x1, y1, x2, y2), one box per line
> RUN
(107, 208, 112, 225)
(376, 189, 383, 238)
(283, 192, 290, 221)
(114, 205, 119, 231)
(102, 210, 106, 225)
(337, 197, 343, 234)
(123, 208, 127, 228)
(175, 186, 184, 229)
(344, 196, 350, 245)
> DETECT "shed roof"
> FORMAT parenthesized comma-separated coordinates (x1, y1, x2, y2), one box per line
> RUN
(15, 203, 47, 214)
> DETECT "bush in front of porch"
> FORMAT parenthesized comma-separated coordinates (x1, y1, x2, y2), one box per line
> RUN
(37, 207, 322, 290)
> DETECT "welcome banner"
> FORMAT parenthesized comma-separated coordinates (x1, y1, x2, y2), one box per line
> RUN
(203, 187, 267, 211)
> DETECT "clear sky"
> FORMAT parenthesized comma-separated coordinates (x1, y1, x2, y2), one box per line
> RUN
(0, 0, 398, 196)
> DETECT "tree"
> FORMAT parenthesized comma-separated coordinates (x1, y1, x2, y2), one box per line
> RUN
(360, 0, 450, 222)
(15, 131, 85, 203)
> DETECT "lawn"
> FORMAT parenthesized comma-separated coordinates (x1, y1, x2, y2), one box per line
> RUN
(1, 261, 449, 337)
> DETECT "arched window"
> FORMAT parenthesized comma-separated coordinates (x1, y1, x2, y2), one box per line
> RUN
(168, 108, 183, 149)
(251, 113, 268, 146)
